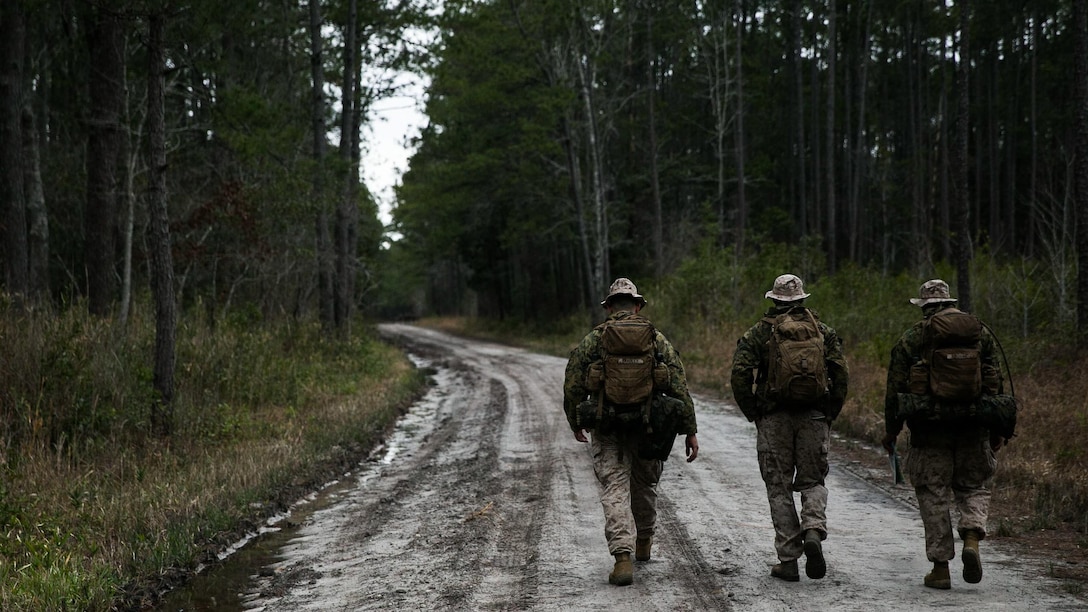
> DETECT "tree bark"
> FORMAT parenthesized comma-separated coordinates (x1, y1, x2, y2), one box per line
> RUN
(848, 0, 872, 261)
(22, 105, 49, 306)
(1, 0, 28, 304)
(826, 0, 838, 273)
(952, 0, 973, 312)
(336, 0, 358, 332)
(85, 7, 125, 315)
(645, 2, 663, 276)
(147, 11, 177, 435)
(939, 30, 951, 261)
(733, 0, 747, 258)
(1073, 0, 1088, 343)
(310, 0, 335, 328)
(789, 0, 807, 236)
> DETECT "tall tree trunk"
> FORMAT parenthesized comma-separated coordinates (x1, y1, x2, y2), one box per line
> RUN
(1028, 7, 1038, 259)
(939, 31, 951, 261)
(576, 30, 607, 294)
(561, 105, 594, 308)
(85, 7, 125, 315)
(147, 11, 177, 435)
(22, 105, 49, 306)
(825, 0, 837, 273)
(733, 0, 747, 257)
(336, 0, 358, 332)
(1, 0, 28, 304)
(952, 0, 973, 312)
(700, 5, 730, 248)
(848, 0, 872, 261)
(347, 30, 363, 326)
(790, 0, 807, 236)
(645, 3, 663, 276)
(987, 45, 1000, 251)
(310, 0, 335, 328)
(907, 11, 924, 270)
(1073, 0, 1088, 343)
(119, 47, 145, 328)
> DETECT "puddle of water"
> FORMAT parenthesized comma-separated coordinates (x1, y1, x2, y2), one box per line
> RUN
(154, 355, 441, 611)
(154, 470, 375, 611)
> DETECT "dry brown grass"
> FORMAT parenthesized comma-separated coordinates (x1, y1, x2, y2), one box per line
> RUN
(0, 335, 421, 611)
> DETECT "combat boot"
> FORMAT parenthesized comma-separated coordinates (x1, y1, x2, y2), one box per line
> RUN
(962, 530, 983, 584)
(635, 537, 653, 562)
(609, 552, 634, 586)
(770, 559, 800, 582)
(924, 561, 951, 589)
(803, 529, 826, 579)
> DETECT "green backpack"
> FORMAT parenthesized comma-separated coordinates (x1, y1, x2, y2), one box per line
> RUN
(763, 307, 829, 403)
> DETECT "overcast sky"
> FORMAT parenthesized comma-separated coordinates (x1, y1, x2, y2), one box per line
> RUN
(362, 78, 427, 230)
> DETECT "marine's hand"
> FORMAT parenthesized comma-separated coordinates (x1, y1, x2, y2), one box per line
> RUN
(990, 433, 1005, 452)
(685, 434, 699, 462)
(881, 433, 897, 455)
(574, 429, 589, 443)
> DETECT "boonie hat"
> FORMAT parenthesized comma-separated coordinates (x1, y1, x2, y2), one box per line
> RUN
(601, 277, 647, 308)
(765, 274, 810, 302)
(910, 279, 958, 306)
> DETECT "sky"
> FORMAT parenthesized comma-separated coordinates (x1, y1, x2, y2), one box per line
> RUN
(361, 67, 430, 233)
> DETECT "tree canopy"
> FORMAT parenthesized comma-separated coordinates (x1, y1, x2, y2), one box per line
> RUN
(392, 0, 1088, 325)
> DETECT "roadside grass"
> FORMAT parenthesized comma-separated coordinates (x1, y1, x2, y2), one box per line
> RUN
(0, 302, 424, 611)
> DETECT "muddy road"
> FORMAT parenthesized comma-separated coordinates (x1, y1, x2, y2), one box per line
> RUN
(160, 323, 1085, 611)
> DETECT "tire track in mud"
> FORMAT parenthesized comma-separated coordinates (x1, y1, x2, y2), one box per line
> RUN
(655, 494, 736, 609)
(378, 329, 560, 610)
(464, 400, 554, 610)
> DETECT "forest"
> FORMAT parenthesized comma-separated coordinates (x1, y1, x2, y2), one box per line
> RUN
(392, 0, 1088, 330)
(1, 0, 1087, 339)
(2, 1, 1088, 607)
(0, 0, 428, 325)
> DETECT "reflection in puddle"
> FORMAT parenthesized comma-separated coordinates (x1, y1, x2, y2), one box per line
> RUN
(154, 355, 443, 611)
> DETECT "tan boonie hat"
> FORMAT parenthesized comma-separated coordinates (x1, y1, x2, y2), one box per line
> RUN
(601, 277, 647, 308)
(910, 279, 958, 306)
(765, 274, 810, 302)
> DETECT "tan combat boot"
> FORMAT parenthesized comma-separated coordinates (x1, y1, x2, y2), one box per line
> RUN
(609, 552, 634, 586)
(924, 561, 951, 589)
(635, 537, 653, 562)
(962, 530, 983, 584)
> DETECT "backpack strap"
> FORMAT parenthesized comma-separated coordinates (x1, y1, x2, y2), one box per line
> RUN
(802, 308, 824, 342)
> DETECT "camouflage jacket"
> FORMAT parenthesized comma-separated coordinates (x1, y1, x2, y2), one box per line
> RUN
(884, 304, 1002, 440)
(563, 310, 697, 434)
(729, 304, 849, 422)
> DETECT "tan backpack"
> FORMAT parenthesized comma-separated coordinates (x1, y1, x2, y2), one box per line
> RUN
(763, 307, 829, 403)
(918, 308, 983, 401)
(598, 316, 658, 406)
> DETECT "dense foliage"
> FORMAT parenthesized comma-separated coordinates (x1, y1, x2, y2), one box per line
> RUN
(0, 0, 429, 321)
(393, 0, 1088, 332)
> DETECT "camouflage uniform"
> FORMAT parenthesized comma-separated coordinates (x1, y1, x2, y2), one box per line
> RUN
(564, 309, 697, 556)
(730, 303, 849, 565)
(885, 303, 1001, 563)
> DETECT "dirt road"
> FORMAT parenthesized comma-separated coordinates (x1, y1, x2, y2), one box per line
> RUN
(218, 323, 1083, 611)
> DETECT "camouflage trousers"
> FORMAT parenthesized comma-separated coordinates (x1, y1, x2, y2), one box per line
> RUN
(756, 409, 830, 562)
(906, 427, 996, 562)
(591, 428, 664, 555)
